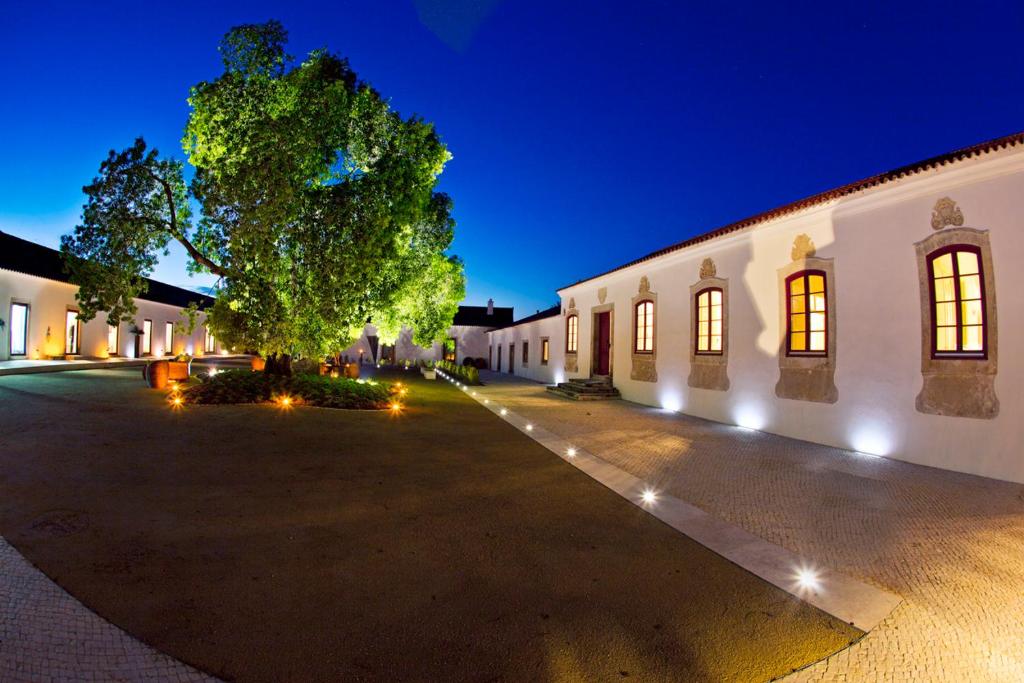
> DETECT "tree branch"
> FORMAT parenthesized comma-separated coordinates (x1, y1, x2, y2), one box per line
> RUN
(144, 167, 236, 279)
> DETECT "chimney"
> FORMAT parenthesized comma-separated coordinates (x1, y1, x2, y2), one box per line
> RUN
(487, 298, 494, 315)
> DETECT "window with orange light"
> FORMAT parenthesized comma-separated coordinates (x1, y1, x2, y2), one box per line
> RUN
(634, 300, 654, 353)
(928, 245, 986, 358)
(566, 314, 578, 352)
(695, 287, 723, 355)
(786, 270, 827, 356)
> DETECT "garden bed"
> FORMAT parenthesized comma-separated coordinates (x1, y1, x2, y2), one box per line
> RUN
(181, 369, 393, 409)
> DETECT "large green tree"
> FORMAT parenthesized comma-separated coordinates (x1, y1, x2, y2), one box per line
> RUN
(62, 20, 464, 371)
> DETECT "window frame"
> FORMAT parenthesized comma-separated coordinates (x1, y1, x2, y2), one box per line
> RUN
(694, 287, 724, 356)
(784, 270, 828, 358)
(541, 338, 550, 365)
(164, 321, 174, 356)
(204, 325, 215, 354)
(141, 318, 153, 356)
(107, 322, 119, 356)
(522, 340, 529, 365)
(633, 299, 654, 354)
(566, 314, 578, 353)
(9, 302, 29, 357)
(926, 244, 987, 360)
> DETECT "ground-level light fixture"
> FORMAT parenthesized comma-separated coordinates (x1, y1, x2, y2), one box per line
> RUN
(566, 447, 577, 458)
(640, 488, 658, 505)
(390, 402, 403, 413)
(525, 424, 533, 431)
(500, 408, 508, 416)
(795, 565, 821, 592)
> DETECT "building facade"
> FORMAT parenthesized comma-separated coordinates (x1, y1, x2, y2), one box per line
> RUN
(1, 231, 225, 362)
(490, 132, 1024, 484)
(341, 301, 514, 365)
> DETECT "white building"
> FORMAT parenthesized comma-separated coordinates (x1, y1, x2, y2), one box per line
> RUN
(342, 300, 514, 365)
(489, 131, 1024, 484)
(0, 231, 226, 362)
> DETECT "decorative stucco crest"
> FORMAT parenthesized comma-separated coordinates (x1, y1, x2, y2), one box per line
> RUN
(598, 287, 607, 304)
(791, 234, 816, 261)
(638, 276, 650, 294)
(699, 258, 717, 280)
(931, 197, 964, 231)
(567, 297, 575, 310)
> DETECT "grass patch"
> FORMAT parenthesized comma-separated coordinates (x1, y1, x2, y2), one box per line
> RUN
(182, 369, 392, 409)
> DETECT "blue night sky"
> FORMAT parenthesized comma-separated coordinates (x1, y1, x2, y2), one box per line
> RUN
(2, 1, 1022, 319)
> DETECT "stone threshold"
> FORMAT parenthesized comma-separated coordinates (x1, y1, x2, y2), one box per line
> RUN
(465, 383, 903, 633)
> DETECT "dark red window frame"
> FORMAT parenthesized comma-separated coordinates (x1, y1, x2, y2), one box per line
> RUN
(694, 287, 724, 356)
(927, 244, 987, 360)
(785, 270, 828, 357)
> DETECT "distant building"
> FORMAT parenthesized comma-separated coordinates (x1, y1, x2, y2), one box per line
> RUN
(0, 231, 225, 361)
(343, 299, 514, 365)
(488, 131, 1024, 484)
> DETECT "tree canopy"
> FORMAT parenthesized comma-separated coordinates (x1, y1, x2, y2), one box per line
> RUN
(62, 20, 464, 361)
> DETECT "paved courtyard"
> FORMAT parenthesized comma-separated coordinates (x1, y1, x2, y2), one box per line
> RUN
(471, 371, 1024, 681)
(0, 367, 857, 682)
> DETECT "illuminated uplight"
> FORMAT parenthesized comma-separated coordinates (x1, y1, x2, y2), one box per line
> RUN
(171, 396, 183, 407)
(640, 488, 658, 505)
(659, 391, 683, 413)
(794, 565, 822, 593)
(734, 403, 767, 431)
(390, 402, 403, 413)
(278, 396, 293, 408)
(525, 424, 533, 431)
(208, 367, 218, 376)
(566, 447, 577, 458)
(500, 408, 508, 416)
(849, 425, 891, 457)
(483, 399, 490, 404)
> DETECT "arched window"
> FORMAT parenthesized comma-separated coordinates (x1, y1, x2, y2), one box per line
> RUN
(695, 287, 723, 355)
(634, 300, 654, 353)
(928, 245, 986, 358)
(566, 314, 578, 353)
(786, 270, 827, 356)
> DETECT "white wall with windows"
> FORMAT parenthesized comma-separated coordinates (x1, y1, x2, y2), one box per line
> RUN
(554, 141, 1024, 483)
(0, 268, 225, 362)
(486, 313, 564, 384)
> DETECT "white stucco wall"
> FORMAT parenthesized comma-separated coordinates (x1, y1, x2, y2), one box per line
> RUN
(0, 269, 224, 361)
(486, 314, 564, 384)
(556, 145, 1024, 484)
(341, 322, 498, 366)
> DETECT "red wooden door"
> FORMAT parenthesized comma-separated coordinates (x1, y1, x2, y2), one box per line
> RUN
(596, 311, 611, 375)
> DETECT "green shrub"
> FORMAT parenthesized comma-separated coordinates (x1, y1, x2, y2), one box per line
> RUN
(436, 360, 481, 385)
(182, 369, 391, 409)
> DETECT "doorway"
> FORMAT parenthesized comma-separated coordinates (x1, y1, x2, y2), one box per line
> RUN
(592, 310, 611, 376)
(508, 344, 515, 374)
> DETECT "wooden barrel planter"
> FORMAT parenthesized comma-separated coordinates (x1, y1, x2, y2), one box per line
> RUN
(343, 363, 359, 380)
(251, 356, 266, 372)
(168, 359, 191, 381)
(143, 360, 170, 389)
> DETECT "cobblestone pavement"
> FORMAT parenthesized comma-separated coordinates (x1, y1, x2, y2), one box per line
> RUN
(0, 536, 215, 682)
(475, 372, 1024, 682)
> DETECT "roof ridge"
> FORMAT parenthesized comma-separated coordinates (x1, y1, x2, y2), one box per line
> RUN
(559, 129, 1024, 291)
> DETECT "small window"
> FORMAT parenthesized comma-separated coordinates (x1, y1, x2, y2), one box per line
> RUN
(142, 319, 153, 355)
(566, 314, 578, 352)
(204, 326, 215, 354)
(508, 344, 515, 373)
(695, 288, 723, 355)
(107, 323, 119, 356)
(786, 271, 827, 356)
(634, 300, 654, 353)
(541, 338, 550, 365)
(9, 303, 28, 356)
(522, 341, 529, 364)
(489, 345, 493, 369)
(164, 322, 174, 356)
(444, 337, 457, 363)
(66, 310, 82, 355)
(928, 245, 986, 358)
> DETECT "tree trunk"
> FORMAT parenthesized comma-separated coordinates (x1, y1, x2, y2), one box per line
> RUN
(264, 353, 293, 376)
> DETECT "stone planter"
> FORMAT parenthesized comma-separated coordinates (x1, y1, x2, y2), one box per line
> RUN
(143, 360, 169, 389)
(251, 356, 266, 372)
(343, 363, 359, 380)
(168, 359, 191, 381)
(421, 368, 436, 380)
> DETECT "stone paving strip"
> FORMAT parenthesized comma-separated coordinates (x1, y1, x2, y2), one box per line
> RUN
(0, 536, 216, 682)
(456, 379, 900, 631)
(464, 371, 1024, 682)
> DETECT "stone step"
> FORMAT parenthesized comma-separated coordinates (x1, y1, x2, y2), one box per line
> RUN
(556, 382, 618, 395)
(546, 384, 621, 401)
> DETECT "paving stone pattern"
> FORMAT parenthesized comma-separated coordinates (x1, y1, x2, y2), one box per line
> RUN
(476, 372, 1024, 682)
(0, 536, 215, 682)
